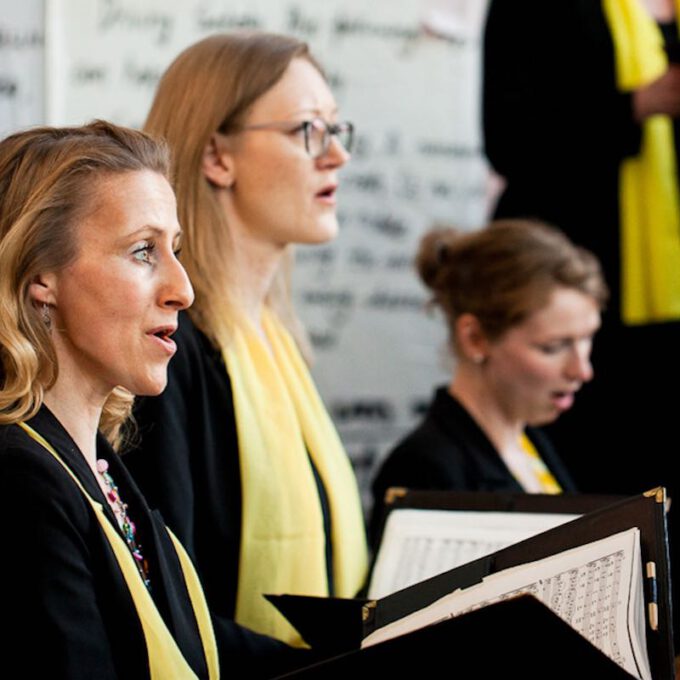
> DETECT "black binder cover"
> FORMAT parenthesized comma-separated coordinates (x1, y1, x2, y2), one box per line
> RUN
(264, 594, 366, 652)
(278, 595, 634, 679)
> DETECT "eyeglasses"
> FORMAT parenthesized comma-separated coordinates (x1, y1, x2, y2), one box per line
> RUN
(233, 117, 354, 159)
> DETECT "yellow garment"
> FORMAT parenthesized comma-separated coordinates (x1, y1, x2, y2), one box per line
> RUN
(18, 422, 219, 680)
(223, 308, 368, 645)
(519, 434, 562, 494)
(603, 0, 680, 324)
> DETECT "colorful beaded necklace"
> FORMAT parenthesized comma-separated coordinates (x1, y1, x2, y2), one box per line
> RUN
(96, 458, 151, 590)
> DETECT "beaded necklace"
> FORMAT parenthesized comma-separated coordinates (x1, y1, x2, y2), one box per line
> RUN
(96, 458, 151, 590)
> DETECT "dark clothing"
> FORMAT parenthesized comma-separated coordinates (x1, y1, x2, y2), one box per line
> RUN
(0, 407, 209, 680)
(370, 388, 576, 543)
(124, 312, 314, 677)
(483, 0, 641, 316)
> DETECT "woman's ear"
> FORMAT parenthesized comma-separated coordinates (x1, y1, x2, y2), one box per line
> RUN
(455, 313, 490, 364)
(28, 273, 58, 306)
(201, 133, 236, 188)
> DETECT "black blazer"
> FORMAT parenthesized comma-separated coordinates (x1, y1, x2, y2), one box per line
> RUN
(0, 407, 209, 680)
(370, 388, 577, 543)
(483, 0, 642, 309)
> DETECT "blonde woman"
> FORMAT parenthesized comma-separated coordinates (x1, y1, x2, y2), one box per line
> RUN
(0, 121, 224, 678)
(125, 32, 367, 668)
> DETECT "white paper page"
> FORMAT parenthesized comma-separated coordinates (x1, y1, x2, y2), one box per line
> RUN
(369, 509, 579, 599)
(364, 528, 650, 680)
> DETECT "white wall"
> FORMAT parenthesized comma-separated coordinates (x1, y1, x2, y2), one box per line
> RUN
(1, 0, 490, 502)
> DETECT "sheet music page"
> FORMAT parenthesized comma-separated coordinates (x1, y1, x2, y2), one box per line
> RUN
(368, 509, 579, 599)
(363, 528, 651, 680)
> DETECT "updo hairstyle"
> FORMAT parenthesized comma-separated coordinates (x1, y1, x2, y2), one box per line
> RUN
(416, 219, 608, 352)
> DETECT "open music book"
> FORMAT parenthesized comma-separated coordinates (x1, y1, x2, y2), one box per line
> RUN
(364, 528, 651, 680)
(270, 491, 672, 679)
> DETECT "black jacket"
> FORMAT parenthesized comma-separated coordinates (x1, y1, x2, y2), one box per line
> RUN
(370, 388, 577, 543)
(0, 407, 210, 679)
(483, 0, 642, 310)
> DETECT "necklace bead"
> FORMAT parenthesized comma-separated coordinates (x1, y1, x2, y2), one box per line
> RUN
(97, 458, 151, 590)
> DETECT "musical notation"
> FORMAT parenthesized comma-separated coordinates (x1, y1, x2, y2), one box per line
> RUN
(365, 528, 652, 680)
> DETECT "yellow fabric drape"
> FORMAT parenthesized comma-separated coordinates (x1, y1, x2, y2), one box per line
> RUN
(18, 422, 219, 680)
(603, 0, 680, 324)
(519, 433, 562, 494)
(223, 308, 368, 645)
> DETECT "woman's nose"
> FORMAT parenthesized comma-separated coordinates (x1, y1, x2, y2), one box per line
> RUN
(317, 135, 351, 168)
(566, 345, 594, 383)
(160, 255, 194, 310)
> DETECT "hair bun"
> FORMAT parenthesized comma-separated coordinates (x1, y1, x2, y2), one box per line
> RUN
(416, 227, 462, 291)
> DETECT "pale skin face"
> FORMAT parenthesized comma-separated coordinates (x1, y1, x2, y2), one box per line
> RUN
(473, 287, 601, 428)
(452, 287, 601, 450)
(31, 170, 194, 403)
(207, 57, 351, 252)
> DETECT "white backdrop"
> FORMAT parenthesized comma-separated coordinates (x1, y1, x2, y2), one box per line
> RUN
(0, 1, 44, 138)
(1, 0, 491, 504)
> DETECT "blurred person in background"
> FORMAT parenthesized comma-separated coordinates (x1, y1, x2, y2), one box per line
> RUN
(371, 220, 606, 538)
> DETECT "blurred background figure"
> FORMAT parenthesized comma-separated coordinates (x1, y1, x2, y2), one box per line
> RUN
(483, 0, 680, 496)
(371, 220, 606, 538)
(0, 121, 222, 678)
(124, 32, 367, 674)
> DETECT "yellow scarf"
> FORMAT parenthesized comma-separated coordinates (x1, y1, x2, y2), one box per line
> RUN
(223, 309, 368, 645)
(18, 422, 219, 680)
(519, 433, 562, 494)
(603, 0, 680, 324)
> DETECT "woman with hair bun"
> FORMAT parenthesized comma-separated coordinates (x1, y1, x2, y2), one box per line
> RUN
(372, 220, 607, 523)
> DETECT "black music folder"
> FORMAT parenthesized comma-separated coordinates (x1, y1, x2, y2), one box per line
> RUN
(279, 595, 634, 679)
(271, 489, 674, 680)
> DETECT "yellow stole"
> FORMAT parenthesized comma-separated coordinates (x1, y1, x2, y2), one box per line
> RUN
(223, 309, 368, 645)
(18, 422, 219, 680)
(519, 433, 562, 494)
(603, 0, 680, 324)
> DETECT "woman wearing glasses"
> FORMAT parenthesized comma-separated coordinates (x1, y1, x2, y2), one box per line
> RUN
(124, 32, 367, 672)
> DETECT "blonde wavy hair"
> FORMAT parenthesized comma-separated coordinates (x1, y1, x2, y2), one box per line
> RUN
(144, 32, 319, 357)
(0, 120, 170, 449)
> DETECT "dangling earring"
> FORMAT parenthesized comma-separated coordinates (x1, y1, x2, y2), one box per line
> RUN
(42, 303, 52, 331)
